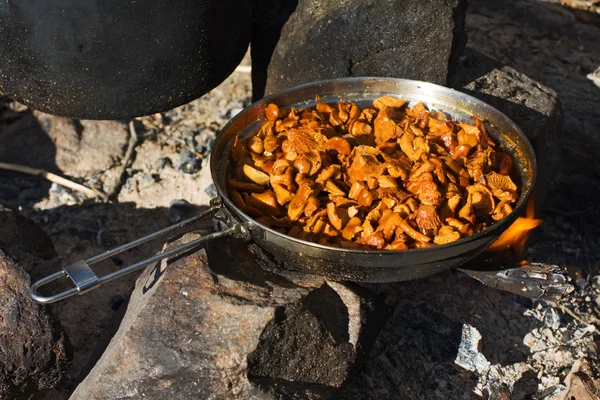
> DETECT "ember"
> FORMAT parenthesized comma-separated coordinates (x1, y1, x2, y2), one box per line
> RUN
(487, 196, 541, 254)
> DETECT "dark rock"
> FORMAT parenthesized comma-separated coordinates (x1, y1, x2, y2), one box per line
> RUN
(0, 250, 68, 399)
(260, 0, 467, 96)
(248, 285, 355, 387)
(177, 149, 201, 174)
(452, 49, 561, 209)
(0, 204, 57, 262)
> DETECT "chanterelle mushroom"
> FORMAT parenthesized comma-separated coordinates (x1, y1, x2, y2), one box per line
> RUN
(227, 99, 520, 250)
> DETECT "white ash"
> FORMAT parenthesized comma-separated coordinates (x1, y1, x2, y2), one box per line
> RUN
(455, 324, 491, 374)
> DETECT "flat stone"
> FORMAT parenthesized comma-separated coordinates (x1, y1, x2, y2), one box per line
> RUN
(71, 235, 369, 399)
(0, 249, 68, 399)
(260, 0, 467, 96)
(452, 49, 561, 209)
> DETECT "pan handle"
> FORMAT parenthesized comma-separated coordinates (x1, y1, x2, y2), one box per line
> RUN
(30, 199, 246, 304)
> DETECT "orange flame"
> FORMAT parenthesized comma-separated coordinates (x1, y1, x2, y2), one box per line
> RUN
(488, 196, 542, 254)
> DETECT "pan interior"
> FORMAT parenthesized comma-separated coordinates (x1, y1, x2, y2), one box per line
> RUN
(210, 77, 537, 253)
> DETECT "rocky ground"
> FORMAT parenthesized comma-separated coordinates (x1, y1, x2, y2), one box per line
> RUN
(0, 0, 599, 399)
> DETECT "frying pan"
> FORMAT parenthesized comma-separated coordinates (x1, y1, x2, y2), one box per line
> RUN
(30, 77, 537, 304)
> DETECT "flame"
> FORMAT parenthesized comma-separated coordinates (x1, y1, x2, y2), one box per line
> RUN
(488, 196, 542, 254)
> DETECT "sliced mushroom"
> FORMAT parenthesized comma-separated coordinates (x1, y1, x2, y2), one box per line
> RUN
(228, 178, 265, 193)
(272, 183, 294, 206)
(360, 108, 377, 123)
(491, 201, 513, 221)
(285, 127, 328, 154)
(341, 217, 363, 240)
(366, 176, 379, 190)
(376, 212, 402, 241)
(288, 183, 314, 221)
(485, 171, 517, 192)
(445, 217, 472, 235)
(377, 188, 411, 205)
(362, 219, 375, 236)
(322, 223, 340, 237)
(434, 226, 461, 245)
(349, 181, 367, 200)
(304, 150, 323, 176)
(304, 196, 321, 217)
(304, 209, 327, 232)
(293, 157, 312, 174)
(373, 96, 407, 110)
(329, 195, 358, 208)
(458, 194, 476, 224)
(350, 121, 373, 136)
(357, 189, 374, 207)
(374, 107, 401, 145)
(347, 146, 384, 182)
(415, 204, 442, 234)
(398, 130, 416, 161)
(230, 190, 246, 210)
(385, 239, 408, 250)
(466, 184, 496, 216)
(243, 164, 270, 186)
(316, 164, 342, 184)
(485, 171, 518, 202)
(378, 175, 398, 188)
(263, 135, 279, 153)
(327, 136, 352, 155)
(399, 219, 431, 243)
(248, 191, 282, 217)
(316, 102, 332, 113)
(347, 205, 360, 218)
(269, 167, 294, 190)
(356, 231, 385, 248)
(393, 204, 411, 218)
(406, 173, 442, 207)
(247, 136, 264, 154)
(324, 180, 346, 196)
(327, 202, 349, 231)
(381, 153, 410, 180)
(257, 120, 276, 138)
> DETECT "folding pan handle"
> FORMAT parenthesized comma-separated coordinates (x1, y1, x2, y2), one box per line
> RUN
(30, 199, 246, 304)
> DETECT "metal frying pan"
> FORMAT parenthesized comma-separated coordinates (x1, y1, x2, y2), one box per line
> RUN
(30, 77, 537, 304)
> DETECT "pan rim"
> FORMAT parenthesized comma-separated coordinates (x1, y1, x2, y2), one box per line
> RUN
(211, 76, 538, 256)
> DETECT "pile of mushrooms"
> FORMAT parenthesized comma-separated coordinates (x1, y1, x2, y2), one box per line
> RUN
(227, 97, 519, 250)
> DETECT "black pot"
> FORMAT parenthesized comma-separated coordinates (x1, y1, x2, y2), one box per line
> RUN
(0, 0, 251, 119)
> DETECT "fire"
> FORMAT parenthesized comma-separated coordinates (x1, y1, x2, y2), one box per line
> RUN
(488, 196, 542, 254)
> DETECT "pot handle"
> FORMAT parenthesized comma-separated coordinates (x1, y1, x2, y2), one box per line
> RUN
(30, 199, 245, 304)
